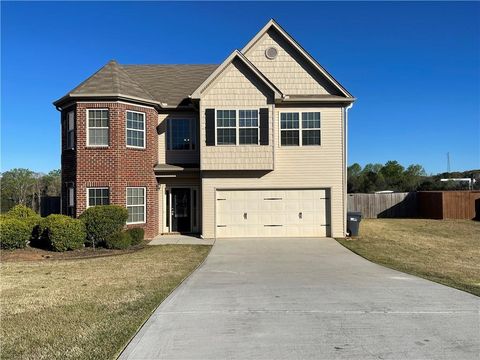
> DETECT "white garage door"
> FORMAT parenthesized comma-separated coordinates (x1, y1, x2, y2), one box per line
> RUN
(216, 189, 329, 238)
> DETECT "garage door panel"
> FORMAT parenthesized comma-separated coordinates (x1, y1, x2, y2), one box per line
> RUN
(216, 189, 329, 238)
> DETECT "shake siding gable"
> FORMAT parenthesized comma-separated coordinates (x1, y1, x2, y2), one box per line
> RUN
(199, 59, 275, 171)
(243, 29, 340, 96)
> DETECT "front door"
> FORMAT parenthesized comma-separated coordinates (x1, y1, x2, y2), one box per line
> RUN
(171, 188, 191, 233)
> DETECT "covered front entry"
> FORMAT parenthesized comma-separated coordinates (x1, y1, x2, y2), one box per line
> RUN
(164, 186, 200, 234)
(215, 189, 330, 238)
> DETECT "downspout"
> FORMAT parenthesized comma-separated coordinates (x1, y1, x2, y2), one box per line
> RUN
(344, 103, 353, 237)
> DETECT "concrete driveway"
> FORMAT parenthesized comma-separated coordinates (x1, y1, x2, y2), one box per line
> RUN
(120, 238, 479, 360)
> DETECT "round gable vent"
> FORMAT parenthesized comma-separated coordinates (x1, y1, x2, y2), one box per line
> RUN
(265, 47, 278, 60)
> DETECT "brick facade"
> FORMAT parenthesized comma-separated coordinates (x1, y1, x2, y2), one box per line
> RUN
(61, 101, 159, 239)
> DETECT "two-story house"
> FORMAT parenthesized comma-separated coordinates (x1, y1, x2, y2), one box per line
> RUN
(53, 19, 355, 239)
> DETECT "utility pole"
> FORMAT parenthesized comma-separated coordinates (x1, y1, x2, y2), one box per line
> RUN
(446, 152, 451, 173)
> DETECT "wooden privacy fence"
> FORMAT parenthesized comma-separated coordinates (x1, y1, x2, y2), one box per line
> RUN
(417, 191, 480, 220)
(348, 191, 480, 220)
(347, 192, 417, 218)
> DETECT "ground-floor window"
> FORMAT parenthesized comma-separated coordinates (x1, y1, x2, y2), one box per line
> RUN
(126, 187, 146, 224)
(87, 187, 110, 207)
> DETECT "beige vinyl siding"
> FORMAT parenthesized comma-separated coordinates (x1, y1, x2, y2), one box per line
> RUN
(201, 106, 345, 238)
(243, 29, 334, 96)
(158, 112, 199, 165)
(199, 59, 274, 170)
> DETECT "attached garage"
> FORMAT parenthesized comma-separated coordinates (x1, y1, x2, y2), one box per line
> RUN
(215, 189, 330, 238)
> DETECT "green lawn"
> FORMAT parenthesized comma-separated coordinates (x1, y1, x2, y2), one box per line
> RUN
(338, 219, 480, 296)
(0, 245, 211, 360)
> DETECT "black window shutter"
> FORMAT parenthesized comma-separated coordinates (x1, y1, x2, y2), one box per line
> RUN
(259, 108, 269, 145)
(205, 109, 215, 146)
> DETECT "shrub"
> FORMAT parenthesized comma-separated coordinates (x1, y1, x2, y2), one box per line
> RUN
(105, 231, 131, 250)
(126, 228, 144, 245)
(5, 204, 42, 233)
(41, 215, 86, 252)
(79, 205, 128, 248)
(0, 217, 31, 249)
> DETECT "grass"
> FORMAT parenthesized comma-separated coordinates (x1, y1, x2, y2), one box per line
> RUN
(0, 245, 211, 360)
(338, 219, 480, 296)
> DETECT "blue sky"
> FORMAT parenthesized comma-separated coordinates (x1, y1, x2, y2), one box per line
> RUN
(1, 1, 479, 175)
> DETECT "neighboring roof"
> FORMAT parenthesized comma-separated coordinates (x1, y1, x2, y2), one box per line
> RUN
(54, 61, 217, 108)
(191, 50, 283, 100)
(241, 19, 354, 99)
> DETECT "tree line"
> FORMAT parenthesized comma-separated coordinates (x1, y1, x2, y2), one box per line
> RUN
(348, 161, 479, 193)
(0, 168, 61, 213)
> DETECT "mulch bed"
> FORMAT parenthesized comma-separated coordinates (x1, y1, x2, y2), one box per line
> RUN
(0, 242, 149, 262)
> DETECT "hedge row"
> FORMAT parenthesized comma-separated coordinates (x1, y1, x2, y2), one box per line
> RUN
(0, 205, 144, 251)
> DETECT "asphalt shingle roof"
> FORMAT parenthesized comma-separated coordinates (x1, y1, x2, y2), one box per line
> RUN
(63, 60, 218, 107)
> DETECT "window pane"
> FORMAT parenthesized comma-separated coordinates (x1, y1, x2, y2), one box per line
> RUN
(88, 188, 109, 206)
(302, 130, 321, 146)
(217, 128, 236, 145)
(280, 113, 299, 129)
(281, 130, 300, 146)
(127, 112, 145, 130)
(302, 112, 321, 128)
(89, 129, 108, 146)
(239, 128, 258, 145)
(239, 110, 258, 127)
(217, 110, 236, 127)
(168, 119, 191, 150)
(127, 129, 144, 147)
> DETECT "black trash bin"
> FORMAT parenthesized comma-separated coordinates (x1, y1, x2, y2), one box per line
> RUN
(347, 212, 362, 237)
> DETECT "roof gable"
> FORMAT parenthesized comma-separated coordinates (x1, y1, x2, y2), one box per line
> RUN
(242, 19, 353, 98)
(190, 50, 283, 100)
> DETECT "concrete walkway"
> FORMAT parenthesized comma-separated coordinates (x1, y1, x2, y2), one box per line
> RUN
(149, 234, 215, 245)
(120, 238, 479, 360)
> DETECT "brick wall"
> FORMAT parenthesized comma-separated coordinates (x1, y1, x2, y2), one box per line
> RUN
(61, 101, 159, 239)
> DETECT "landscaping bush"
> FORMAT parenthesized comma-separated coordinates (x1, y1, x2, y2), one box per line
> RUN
(5, 204, 42, 237)
(126, 228, 144, 245)
(79, 205, 128, 247)
(0, 217, 31, 250)
(105, 231, 131, 250)
(41, 215, 86, 252)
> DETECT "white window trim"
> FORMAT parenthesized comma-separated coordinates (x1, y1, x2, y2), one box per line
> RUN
(126, 187, 146, 225)
(214, 108, 260, 146)
(86, 108, 109, 147)
(167, 118, 196, 151)
(126, 110, 146, 149)
(67, 111, 75, 150)
(279, 111, 322, 147)
(86, 187, 110, 208)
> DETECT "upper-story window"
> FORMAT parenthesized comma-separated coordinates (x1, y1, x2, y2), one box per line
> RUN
(239, 110, 259, 145)
(167, 118, 196, 150)
(216, 109, 259, 145)
(280, 112, 321, 146)
(87, 109, 109, 146)
(66, 111, 75, 149)
(216, 110, 236, 145)
(126, 111, 145, 148)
